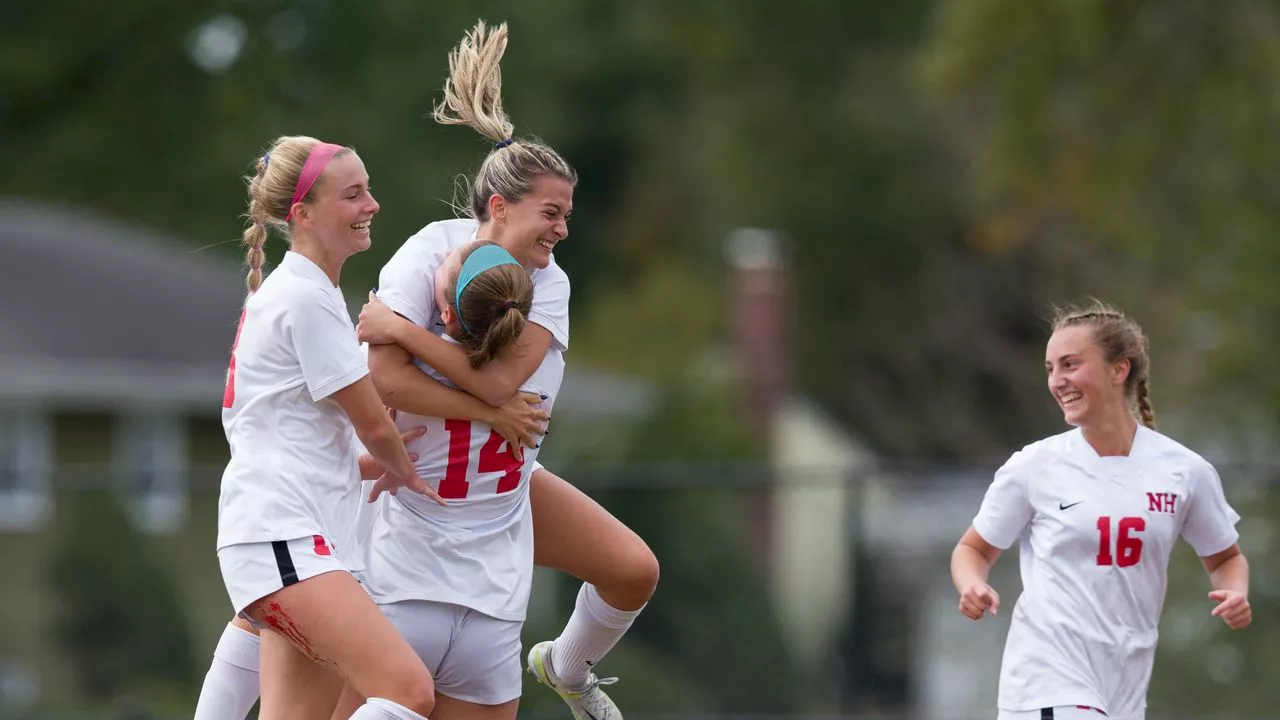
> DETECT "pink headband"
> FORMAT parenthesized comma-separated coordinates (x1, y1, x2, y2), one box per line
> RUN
(285, 142, 345, 222)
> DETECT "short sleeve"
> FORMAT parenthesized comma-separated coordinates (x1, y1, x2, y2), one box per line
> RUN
(376, 242, 445, 329)
(1180, 461, 1241, 557)
(290, 290, 368, 401)
(972, 452, 1035, 550)
(530, 259, 570, 350)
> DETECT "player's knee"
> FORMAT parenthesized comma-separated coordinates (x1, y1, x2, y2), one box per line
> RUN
(385, 669, 436, 717)
(615, 542, 660, 607)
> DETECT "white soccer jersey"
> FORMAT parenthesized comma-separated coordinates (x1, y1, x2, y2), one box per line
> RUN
(217, 252, 369, 565)
(359, 220, 571, 621)
(973, 426, 1241, 719)
(363, 348, 564, 621)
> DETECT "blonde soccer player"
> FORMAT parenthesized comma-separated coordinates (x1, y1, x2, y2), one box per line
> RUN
(330, 239, 563, 720)
(214, 136, 444, 720)
(355, 21, 659, 720)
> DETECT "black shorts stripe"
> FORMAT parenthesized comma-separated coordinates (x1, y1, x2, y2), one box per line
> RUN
(272, 540, 299, 587)
(1041, 710, 1054, 720)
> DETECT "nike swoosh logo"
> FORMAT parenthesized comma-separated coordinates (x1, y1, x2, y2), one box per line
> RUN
(1059, 501, 1083, 511)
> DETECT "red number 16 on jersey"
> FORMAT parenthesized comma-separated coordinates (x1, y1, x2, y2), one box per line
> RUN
(1096, 516, 1146, 567)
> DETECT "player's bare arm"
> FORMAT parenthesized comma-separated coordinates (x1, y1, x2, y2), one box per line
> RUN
(1202, 543, 1251, 629)
(368, 343, 546, 455)
(951, 526, 1003, 620)
(361, 294, 551, 407)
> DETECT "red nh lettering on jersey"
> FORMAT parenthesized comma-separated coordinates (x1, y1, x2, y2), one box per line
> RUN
(1147, 492, 1177, 514)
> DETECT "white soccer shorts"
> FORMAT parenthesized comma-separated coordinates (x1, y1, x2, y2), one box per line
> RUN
(218, 534, 350, 616)
(380, 599, 524, 705)
(998, 707, 1114, 720)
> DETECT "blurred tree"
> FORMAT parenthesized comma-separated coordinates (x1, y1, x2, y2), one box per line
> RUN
(48, 491, 196, 707)
(921, 0, 1280, 448)
(588, 479, 802, 714)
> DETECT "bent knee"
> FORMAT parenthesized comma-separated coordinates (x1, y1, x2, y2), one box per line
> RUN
(606, 542, 659, 607)
(629, 546, 660, 598)
(380, 671, 435, 717)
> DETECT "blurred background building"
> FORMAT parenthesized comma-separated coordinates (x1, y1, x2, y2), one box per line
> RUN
(2, 1, 1278, 718)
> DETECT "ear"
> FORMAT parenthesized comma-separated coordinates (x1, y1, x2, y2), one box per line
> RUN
(1112, 356, 1131, 387)
(290, 200, 316, 226)
(487, 193, 507, 223)
(440, 303, 455, 324)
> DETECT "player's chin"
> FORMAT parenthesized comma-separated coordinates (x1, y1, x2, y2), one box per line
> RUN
(529, 243, 554, 268)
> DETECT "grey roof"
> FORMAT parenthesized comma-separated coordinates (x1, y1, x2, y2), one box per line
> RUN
(0, 197, 246, 408)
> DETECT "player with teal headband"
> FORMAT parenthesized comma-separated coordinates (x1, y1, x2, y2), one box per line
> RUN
(336, 237, 559, 720)
(447, 243, 531, 359)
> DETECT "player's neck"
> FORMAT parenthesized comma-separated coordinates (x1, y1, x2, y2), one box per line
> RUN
(290, 241, 344, 287)
(475, 221, 507, 254)
(475, 221, 534, 272)
(1080, 411, 1139, 457)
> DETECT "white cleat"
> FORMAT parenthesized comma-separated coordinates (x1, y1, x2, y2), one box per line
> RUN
(527, 640, 622, 720)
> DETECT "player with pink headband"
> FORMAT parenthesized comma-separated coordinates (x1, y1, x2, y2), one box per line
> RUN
(209, 134, 445, 720)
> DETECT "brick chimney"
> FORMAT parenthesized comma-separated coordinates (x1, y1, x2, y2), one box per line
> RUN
(724, 228, 789, 567)
(725, 228, 789, 438)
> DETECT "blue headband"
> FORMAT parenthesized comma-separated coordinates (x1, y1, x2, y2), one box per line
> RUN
(454, 244, 521, 335)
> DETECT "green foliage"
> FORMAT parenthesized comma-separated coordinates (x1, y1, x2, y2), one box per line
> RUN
(624, 377, 763, 462)
(920, 0, 1280, 440)
(566, 381, 794, 711)
(588, 484, 801, 713)
(48, 491, 196, 706)
(1147, 476, 1280, 716)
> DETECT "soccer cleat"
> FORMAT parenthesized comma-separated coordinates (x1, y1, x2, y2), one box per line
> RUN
(527, 640, 622, 720)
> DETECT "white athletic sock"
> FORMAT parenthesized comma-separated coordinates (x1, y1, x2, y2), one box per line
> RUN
(193, 623, 261, 720)
(349, 697, 430, 719)
(550, 583, 643, 688)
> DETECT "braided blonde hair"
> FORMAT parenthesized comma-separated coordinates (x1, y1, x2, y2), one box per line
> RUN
(241, 136, 353, 293)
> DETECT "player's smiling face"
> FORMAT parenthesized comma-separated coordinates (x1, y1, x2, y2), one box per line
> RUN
(297, 152, 379, 257)
(1045, 325, 1129, 428)
(488, 175, 572, 270)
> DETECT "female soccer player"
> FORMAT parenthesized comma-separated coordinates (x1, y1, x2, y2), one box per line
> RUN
(359, 20, 658, 720)
(333, 240, 561, 720)
(215, 135, 441, 720)
(951, 302, 1250, 720)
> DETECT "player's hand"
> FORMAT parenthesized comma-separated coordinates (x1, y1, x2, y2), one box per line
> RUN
(368, 469, 444, 506)
(959, 582, 1000, 620)
(488, 392, 549, 462)
(1209, 590, 1251, 629)
(357, 424, 425, 480)
(357, 291, 407, 345)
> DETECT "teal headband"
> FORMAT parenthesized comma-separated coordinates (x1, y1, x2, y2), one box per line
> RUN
(454, 244, 522, 335)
